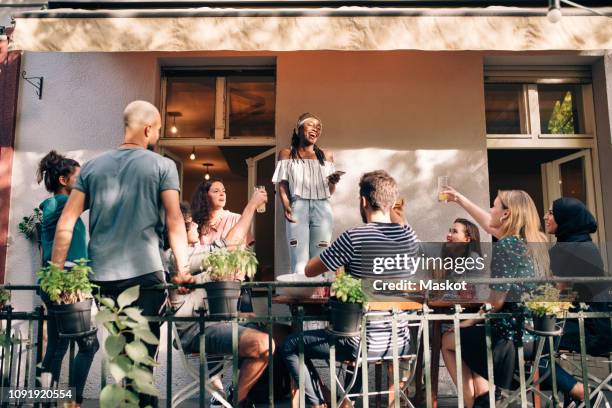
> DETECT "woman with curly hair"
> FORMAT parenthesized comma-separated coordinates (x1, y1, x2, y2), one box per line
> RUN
(191, 179, 254, 247)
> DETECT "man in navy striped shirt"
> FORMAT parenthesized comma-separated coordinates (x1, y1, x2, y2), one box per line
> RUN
(281, 170, 421, 407)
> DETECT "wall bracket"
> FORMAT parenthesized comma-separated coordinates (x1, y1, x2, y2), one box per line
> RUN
(21, 71, 43, 99)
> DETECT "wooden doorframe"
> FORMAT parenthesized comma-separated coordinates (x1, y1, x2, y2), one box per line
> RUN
(0, 28, 21, 283)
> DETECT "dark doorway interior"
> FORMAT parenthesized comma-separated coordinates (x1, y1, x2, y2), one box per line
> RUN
(487, 149, 580, 216)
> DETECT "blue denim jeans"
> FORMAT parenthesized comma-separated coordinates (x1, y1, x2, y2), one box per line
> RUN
(286, 198, 333, 274)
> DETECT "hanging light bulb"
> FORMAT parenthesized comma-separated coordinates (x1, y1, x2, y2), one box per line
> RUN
(171, 115, 178, 134)
(167, 112, 180, 135)
(189, 146, 196, 161)
(203, 163, 213, 181)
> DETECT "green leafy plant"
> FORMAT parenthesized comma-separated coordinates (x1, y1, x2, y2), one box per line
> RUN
(522, 284, 574, 318)
(0, 290, 17, 349)
(201, 247, 258, 281)
(0, 288, 10, 308)
(96, 285, 159, 408)
(36, 259, 96, 304)
(331, 272, 367, 304)
(18, 207, 42, 240)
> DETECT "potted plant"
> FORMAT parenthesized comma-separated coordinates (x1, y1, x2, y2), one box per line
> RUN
(200, 247, 258, 317)
(95, 286, 160, 407)
(0, 288, 10, 310)
(37, 259, 96, 337)
(329, 272, 367, 335)
(522, 285, 573, 332)
(18, 207, 42, 242)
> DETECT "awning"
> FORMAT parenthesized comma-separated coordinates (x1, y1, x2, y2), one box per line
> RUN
(10, 7, 612, 52)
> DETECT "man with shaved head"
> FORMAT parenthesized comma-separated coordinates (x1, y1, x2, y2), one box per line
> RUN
(52, 100, 193, 407)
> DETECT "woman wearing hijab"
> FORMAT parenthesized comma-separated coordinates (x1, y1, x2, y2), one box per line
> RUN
(543, 197, 611, 403)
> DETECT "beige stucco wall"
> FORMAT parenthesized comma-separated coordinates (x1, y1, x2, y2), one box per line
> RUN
(273, 51, 490, 274)
(6, 50, 490, 398)
(593, 52, 612, 269)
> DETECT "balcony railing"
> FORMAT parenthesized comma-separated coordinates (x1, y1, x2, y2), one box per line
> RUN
(0, 277, 610, 408)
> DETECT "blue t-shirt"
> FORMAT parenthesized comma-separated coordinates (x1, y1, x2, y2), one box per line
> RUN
(73, 148, 180, 281)
(39, 194, 88, 265)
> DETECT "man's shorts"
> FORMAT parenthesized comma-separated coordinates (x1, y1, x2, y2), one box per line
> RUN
(185, 322, 264, 355)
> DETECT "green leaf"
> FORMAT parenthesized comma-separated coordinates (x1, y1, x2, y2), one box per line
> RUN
(133, 328, 159, 345)
(99, 297, 116, 309)
(133, 376, 159, 397)
(103, 322, 118, 336)
(109, 355, 131, 383)
(123, 307, 148, 324)
(125, 340, 149, 364)
(141, 355, 159, 367)
(95, 309, 116, 324)
(105, 335, 126, 359)
(117, 285, 140, 309)
(100, 384, 123, 408)
(130, 365, 154, 383)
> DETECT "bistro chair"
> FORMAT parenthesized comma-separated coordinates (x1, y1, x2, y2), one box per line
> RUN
(558, 350, 612, 408)
(331, 308, 423, 408)
(498, 319, 566, 408)
(170, 322, 232, 408)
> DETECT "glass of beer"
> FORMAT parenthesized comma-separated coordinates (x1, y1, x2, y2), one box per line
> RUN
(255, 185, 266, 213)
(437, 176, 449, 202)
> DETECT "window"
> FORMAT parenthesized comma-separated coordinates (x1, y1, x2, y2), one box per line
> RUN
(538, 84, 585, 135)
(162, 69, 276, 141)
(484, 68, 593, 139)
(484, 84, 525, 134)
(164, 77, 216, 139)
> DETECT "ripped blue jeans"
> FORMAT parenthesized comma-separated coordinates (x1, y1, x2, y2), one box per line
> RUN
(286, 198, 333, 274)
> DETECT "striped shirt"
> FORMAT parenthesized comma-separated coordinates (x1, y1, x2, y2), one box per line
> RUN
(272, 159, 335, 200)
(320, 223, 420, 354)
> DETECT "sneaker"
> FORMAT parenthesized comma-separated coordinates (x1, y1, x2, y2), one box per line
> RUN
(210, 388, 228, 407)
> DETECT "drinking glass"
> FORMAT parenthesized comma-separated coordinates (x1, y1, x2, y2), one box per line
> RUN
(255, 185, 266, 213)
(437, 176, 450, 202)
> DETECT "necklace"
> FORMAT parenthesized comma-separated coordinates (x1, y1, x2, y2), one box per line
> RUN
(120, 142, 143, 149)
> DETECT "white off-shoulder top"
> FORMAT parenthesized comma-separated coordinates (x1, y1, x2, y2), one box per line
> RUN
(272, 159, 336, 200)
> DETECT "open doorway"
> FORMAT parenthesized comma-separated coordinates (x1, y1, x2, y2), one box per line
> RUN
(488, 148, 602, 244)
(161, 145, 276, 281)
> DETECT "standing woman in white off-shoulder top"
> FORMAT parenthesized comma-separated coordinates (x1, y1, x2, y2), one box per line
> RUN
(272, 113, 342, 274)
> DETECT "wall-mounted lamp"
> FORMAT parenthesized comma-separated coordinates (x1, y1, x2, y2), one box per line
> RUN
(547, 0, 609, 23)
(202, 163, 213, 181)
(548, 0, 562, 23)
(189, 146, 196, 161)
(166, 111, 182, 135)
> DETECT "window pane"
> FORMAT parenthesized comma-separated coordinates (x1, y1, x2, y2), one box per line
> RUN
(484, 84, 524, 134)
(560, 156, 587, 204)
(227, 76, 275, 138)
(164, 77, 216, 138)
(538, 84, 584, 134)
